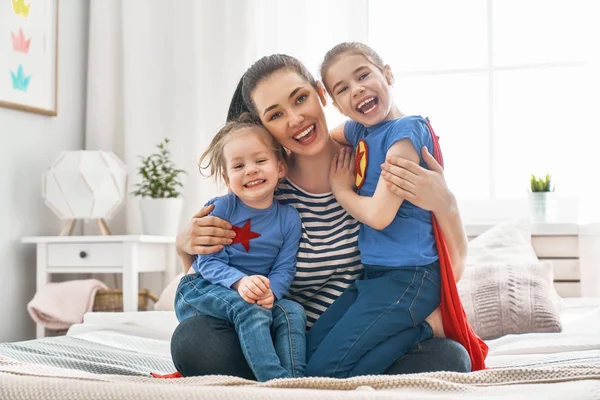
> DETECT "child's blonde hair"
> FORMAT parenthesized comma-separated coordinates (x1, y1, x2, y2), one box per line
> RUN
(319, 42, 386, 96)
(198, 113, 288, 183)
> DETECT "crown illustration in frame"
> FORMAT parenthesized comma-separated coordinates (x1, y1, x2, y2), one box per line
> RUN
(0, 0, 58, 116)
(11, 28, 31, 53)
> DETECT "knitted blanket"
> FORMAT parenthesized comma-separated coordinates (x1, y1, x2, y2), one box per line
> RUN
(2, 356, 600, 400)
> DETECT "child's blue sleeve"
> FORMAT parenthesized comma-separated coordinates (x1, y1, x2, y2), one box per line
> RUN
(267, 206, 301, 300)
(384, 117, 432, 160)
(192, 250, 246, 289)
(203, 193, 231, 218)
(344, 120, 364, 147)
(193, 195, 246, 289)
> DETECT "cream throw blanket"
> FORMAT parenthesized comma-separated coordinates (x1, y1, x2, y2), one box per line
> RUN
(1, 358, 600, 400)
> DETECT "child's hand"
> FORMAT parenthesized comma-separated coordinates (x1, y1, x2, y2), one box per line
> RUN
(235, 275, 270, 304)
(329, 147, 355, 196)
(256, 289, 275, 310)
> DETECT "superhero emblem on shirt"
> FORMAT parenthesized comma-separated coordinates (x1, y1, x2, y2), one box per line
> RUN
(355, 139, 368, 190)
(231, 219, 261, 252)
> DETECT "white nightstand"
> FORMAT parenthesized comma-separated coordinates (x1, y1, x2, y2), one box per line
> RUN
(22, 235, 177, 338)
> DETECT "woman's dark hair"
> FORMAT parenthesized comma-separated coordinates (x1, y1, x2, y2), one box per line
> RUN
(226, 54, 318, 121)
(226, 78, 252, 122)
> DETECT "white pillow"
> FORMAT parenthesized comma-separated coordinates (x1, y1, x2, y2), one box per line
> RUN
(154, 273, 184, 311)
(466, 219, 563, 307)
(466, 219, 539, 266)
(457, 261, 562, 340)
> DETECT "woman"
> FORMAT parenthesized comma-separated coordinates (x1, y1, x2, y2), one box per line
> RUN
(171, 54, 471, 379)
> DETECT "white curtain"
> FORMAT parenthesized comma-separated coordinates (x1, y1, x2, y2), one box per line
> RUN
(85, 0, 366, 235)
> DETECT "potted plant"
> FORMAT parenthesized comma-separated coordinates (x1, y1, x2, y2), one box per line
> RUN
(132, 138, 186, 236)
(529, 173, 556, 222)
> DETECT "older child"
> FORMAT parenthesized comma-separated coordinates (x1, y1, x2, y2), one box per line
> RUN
(305, 42, 487, 378)
(174, 114, 305, 381)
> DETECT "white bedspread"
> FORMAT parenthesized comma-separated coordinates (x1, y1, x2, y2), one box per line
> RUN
(2, 298, 600, 399)
(484, 298, 600, 368)
(64, 297, 600, 371)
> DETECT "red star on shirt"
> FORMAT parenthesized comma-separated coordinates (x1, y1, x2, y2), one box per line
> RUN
(231, 219, 261, 252)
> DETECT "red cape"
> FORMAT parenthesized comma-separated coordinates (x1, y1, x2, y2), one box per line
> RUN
(425, 119, 488, 371)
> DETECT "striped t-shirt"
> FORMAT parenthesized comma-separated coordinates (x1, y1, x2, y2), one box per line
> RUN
(275, 178, 364, 328)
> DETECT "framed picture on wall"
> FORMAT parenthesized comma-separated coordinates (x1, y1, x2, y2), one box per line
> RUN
(0, 0, 58, 116)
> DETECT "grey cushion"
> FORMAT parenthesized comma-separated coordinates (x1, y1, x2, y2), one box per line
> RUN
(457, 261, 562, 340)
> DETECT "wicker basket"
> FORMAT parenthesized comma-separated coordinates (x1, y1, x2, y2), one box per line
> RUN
(93, 289, 159, 312)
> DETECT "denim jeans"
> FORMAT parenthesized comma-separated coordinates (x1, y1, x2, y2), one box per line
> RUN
(170, 314, 471, 379)
(305, 262, 441, 378)
(174, 274, 306, 381)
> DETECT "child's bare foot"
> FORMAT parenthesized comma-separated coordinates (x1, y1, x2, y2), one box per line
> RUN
(425, 307, 446, 338)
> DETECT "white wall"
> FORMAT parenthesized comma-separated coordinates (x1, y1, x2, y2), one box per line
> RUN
(0, 0, 90, 342)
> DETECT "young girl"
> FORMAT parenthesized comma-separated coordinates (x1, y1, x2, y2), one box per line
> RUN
(304, 42, 486, 378)
(174, 114, 305, 382)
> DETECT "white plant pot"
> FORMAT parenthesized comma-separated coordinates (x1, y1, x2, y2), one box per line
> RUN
(139, 198, 184, 236)
(529, 192, 557, 223)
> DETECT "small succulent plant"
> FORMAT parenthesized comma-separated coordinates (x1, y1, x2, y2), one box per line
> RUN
(530, 173, 554, 192)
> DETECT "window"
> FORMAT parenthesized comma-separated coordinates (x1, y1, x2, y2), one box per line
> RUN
(368, 0, 596, 202)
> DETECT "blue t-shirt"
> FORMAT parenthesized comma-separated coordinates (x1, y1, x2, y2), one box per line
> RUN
(344, 116, 438, 267)
(192, 192, 302, 300)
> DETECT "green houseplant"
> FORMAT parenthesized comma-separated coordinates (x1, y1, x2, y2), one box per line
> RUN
(529, 173, 556, 222)
(530, 173, 554, 193)
(133, 138, 186, 235)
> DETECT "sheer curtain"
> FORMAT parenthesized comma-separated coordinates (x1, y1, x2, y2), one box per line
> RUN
(84, 0, 366, 235)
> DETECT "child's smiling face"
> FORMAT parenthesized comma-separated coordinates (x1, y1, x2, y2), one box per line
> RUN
(222, 128, 285, 209)
(325, 53, 396, 127)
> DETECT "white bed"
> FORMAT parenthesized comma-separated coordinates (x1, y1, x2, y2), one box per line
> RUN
(62, 298, 600, 370)
(2, 221, 600, 399)
(1, 297, 600, 399)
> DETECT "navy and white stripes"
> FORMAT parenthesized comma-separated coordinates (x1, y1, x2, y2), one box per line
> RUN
(276, 179, 363, 328)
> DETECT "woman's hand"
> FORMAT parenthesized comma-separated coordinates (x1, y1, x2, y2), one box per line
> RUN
(329, 147, 356, 197)
(176, 204, 236, 257)
(383, 146, 468, 281)
(381, 146, 453, 214)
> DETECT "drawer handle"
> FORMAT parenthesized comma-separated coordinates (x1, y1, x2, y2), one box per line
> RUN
(79, 251, 88, 259)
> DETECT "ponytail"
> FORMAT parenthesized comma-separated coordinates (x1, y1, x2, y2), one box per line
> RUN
(227, 76, 252, 122)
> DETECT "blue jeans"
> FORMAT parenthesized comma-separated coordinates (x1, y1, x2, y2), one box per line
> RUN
(170, 315, 471, 378)
(175, 274, 306, 381)
(305, 262, 441, 378)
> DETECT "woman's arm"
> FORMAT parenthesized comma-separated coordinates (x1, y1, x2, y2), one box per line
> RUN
(433, 198, 467, 281)
(176, 204, 237, 273)
(381, 147, 467, 281)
